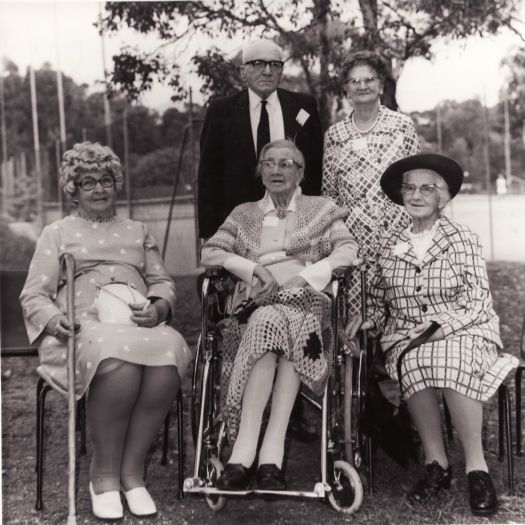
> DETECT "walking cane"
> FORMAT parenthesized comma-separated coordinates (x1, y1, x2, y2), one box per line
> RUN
(61, 253, 77, 525)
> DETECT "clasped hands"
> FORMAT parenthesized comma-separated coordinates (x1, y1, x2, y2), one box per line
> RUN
(45, 299, 170, 340)
(253, 265, 307, 298)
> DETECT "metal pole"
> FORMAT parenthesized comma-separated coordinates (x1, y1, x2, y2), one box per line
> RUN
(0, 74, 7, 163)
(29, 66, 43, 227)
(56, 140, 64, 217)
(0, 74, 7, 217)
(189, 88, 200, 264)
(503, 85, 512, 185)
(436, 103, 442, 154)
(123, 105, 132, 219)
(482, 97, 495, 260)
(99, 3, 112, 148)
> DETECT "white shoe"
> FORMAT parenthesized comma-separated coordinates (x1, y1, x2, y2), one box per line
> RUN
(89, 482, 123, 520)
(122, 486, 157, 516)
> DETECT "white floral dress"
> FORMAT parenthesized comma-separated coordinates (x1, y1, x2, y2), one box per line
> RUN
(20, 215, 192, 398)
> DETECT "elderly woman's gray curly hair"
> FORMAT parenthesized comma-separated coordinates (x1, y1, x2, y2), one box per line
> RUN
(60, 142, 124, 196)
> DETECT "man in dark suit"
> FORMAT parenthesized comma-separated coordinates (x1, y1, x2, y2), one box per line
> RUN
(197, 39, 323, 239)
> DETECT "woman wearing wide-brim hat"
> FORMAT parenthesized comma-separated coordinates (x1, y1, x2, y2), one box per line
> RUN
(359, 152, 518, 516)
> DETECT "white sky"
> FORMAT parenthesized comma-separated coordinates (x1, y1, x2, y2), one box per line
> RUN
(1, 0, 524, 114)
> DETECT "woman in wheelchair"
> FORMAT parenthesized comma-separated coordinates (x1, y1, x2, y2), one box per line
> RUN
(361, 153, 518, 516)
(20, 142, 192, 520)
(201, 139, 358, 491)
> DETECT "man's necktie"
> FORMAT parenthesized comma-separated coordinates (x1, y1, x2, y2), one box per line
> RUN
(256, 100, 270, 159)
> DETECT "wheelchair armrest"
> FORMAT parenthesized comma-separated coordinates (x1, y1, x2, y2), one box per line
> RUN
(204, 266, 230, 279)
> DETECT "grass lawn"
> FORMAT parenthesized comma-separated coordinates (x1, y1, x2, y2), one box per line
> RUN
(1, 261, 524, 524)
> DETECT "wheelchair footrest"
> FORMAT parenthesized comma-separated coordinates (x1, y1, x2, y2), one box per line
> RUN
(183, 478, 330, 498)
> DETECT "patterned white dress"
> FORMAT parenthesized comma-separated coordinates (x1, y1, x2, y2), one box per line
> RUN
(368, 217, 518, 401)
(322, 105, 420, 315)
(20, 215, 192, 398)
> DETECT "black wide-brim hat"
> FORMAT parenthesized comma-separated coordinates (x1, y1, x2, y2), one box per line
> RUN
(380, 153, 464, 205)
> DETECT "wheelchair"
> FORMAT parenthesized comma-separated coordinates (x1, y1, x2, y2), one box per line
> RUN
(183, 265, 374, 514)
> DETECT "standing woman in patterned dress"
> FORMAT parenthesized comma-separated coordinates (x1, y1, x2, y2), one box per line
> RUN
(322, 50, 420, 315)
(20, 142, 192, 520)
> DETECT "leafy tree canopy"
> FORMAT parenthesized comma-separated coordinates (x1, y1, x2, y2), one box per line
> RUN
(100, 0, 520, 127)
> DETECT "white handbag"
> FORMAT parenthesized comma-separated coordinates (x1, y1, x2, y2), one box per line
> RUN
(93, 282, 150, 325)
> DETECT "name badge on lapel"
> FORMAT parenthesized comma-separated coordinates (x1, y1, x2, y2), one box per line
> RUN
(296, 109, 310, 126)
(351, 137, 367, 151)
(392, 242, 410, 257)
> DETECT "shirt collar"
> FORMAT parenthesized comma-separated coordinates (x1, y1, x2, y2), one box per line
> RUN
(259, 187, 301, 215)
(249, 88, 279, 111)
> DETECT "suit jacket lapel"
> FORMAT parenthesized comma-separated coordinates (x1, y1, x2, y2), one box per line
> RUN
(278, 89, 300, 140)
(235, 91, 257, 164)
(422, 218, 453, 264)
(390, 229, 419, 266)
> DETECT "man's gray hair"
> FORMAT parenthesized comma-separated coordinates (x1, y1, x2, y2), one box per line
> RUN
(241, 39, 283, 63)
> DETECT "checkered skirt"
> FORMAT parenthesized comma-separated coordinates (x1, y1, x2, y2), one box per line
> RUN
(387, 335, 517, 402)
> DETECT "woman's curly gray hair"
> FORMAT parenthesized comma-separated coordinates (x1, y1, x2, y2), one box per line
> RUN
(342, 50, 389, 83)
(60, 142, 123, 196)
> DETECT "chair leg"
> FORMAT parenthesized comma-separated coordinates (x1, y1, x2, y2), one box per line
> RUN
(443, 395, 454, 442)
(366, 435, 374, 495)
(35, 379, 51, 511)
(177, 390, 184, 500)
(498, 385, 514, 491)
(161, 410, 170, 466)
(498, 387, 505, 462)
(516, 367, 523, 456)
(77, 396, 87, 456)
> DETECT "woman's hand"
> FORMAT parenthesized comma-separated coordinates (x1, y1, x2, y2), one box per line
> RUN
(45, 314, 80, 343)
(280, 275, 308, 290)
(129, 299, 169, 328)
(253, 265, 279, 298)
(345, 314, 374, 339)
(408, 321, 445, 342)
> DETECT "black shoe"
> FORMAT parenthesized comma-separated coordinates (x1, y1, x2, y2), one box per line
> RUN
(407, 461, 452, 504)
(256, 464, 287, 491)
(288, 416, 318, 443)
(215, 463, 251, 491)
(468, 470, 498, 516)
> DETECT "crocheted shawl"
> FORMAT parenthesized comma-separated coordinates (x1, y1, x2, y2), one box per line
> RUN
(204, 193, 351, 263)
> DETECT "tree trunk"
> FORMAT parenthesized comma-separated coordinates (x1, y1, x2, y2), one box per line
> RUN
(315, 0, 331, 131)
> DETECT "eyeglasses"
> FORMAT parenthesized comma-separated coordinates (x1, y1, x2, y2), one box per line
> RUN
(75, 174, 115, 191)
(348, 76, 379, 87)
(244, 60, 284, 72)
(400, 183, 445, 196)
(261, 159, 302, 171)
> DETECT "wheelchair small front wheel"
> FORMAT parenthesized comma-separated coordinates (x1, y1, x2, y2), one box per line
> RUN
(327, 460, 363, 514)
(205, 456, 227, 512)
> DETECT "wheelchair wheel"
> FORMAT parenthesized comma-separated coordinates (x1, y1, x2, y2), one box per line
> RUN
(205, 456, 227, 512)
(327, 460, 363, 514)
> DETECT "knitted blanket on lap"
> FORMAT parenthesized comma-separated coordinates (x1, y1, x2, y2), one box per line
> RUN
(217, 286, 333, 440)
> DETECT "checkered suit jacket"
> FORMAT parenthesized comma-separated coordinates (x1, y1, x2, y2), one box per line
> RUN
(368, 216, 502, 351)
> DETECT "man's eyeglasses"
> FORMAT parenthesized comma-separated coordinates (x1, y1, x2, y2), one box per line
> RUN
(348, 76, 379, 87)
(75, 174, 115, 191)
(244, 60, 284, 72)
(400, 183, 445, 197)
(261, 159, 302, 171)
